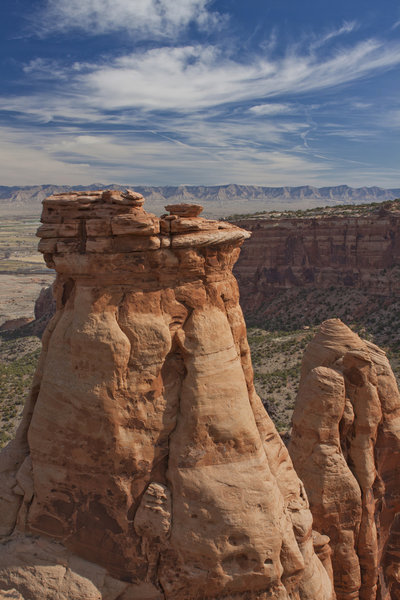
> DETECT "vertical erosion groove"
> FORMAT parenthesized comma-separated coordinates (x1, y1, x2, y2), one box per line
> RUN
(78, 218, 87, 254)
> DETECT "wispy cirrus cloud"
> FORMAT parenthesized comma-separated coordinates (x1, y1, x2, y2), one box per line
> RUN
(0, 123, 330, 186)
(37, 0, 223, 38)
(352, 101, 373, 109)
(20, 4, 400, 117)
(3, 119, 399, 188)
(249, 103, 295, 116)
(76, 39, 400, 112)
(310, 20, 359, 50)
(2, 1, 400, 188)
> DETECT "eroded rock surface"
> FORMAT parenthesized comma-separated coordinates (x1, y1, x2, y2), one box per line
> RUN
(289, 319, 400, 599)
(233, 205, 400, 316)
(0, 190, 333, 599)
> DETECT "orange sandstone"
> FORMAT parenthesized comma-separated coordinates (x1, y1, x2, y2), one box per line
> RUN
(289, 319, 400, 599)
(0, 190, 334, 599)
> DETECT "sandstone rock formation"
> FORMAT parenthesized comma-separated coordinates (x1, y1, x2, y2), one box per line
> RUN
(289, 319, 400, 599)
(17, 200, 400, 337)
(34, 283, 56, 324)
(233, 204, 400, 316)
(0, 190, 334, 599)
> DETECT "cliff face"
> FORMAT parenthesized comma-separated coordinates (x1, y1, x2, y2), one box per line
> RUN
(234, 206, 400, 315)
(289, 319, 400, 600)
(0, 190, 334, 600)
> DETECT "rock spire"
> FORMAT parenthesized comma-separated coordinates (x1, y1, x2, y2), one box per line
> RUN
(0, 190, 334, 599)
(289, 319, 400, 599)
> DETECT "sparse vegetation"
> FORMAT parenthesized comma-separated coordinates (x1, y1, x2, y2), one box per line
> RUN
(0, 216, 46, 274)
(227, 198, 400, 221)
(1, 285, 400, 444)
(248, 327, 316, 433)
(246, 286, 400, 433)
(0, 336, 41, 446)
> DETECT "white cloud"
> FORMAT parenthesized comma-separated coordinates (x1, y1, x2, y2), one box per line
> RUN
(310, 21, 358, 50)
(0, 127, 93, 185)
(23, 58, 68, 79)
(23, 58, 89, 79)
(324, 129, 374, 140)
(352, 101, 372, 109)
(0, 94, 102, 124)
(1, 116, 400, 188)
(249, 103, 294, 116)
(0, 124, 329, 186)
(39, 0, 222, 37)
(76, 39, 400, 112)
(3, 7, 400, 188)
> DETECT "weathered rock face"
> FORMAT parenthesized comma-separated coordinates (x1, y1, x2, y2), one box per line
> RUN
(0, 317, 33, 332)
(289, 319, 400, 600)
(0, 190, 334, 599)
(34, 283, 56, 323)
(234, 206, 400, 315)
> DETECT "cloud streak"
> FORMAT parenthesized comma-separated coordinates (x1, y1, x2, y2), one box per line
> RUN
(249, 103, 294, 115)
(0, 123, 335, 187)
(74, 39, 400, 112)
(11, 35, 400, 121)
(1, 1, 400, 188)
(38, 0, 222, 38)
(310, 20, 358, 50)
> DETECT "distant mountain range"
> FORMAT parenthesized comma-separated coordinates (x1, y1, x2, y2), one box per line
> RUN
(1, 183, 400, 216)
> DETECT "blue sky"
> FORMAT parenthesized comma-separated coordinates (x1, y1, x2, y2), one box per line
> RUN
(0, 0, 400, 187)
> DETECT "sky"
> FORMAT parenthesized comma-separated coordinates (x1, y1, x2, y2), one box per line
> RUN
(0, 0, 400, 187)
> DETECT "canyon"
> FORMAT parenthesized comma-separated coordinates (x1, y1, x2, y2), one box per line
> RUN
(0, 191, 399, 599)
(233, 200, 400, 318)
(2, 197, 400, 443)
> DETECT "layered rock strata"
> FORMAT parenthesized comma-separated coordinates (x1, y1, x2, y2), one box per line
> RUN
(233, 205, 400, 315)
(289, 319, 400, 599)
(0, 190, 334, 599)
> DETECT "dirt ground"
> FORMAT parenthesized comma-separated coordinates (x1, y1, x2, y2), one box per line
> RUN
(0, 273, 55, 324)
(0, 212, 54, 325)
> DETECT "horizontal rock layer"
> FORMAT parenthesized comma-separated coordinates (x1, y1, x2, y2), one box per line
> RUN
(233, 206, 400, 314)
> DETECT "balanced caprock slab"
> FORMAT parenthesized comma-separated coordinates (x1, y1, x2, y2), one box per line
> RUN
(0, 190, 334, 599)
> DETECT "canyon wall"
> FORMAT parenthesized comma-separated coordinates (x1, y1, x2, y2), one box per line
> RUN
(0, 191, 334, 600)
(234, 204, 400, 315)
(289, 319, 400, 600)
